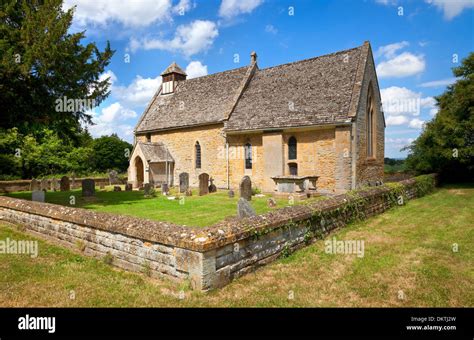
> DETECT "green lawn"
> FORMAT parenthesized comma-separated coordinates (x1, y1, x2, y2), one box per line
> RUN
(3, 187, 324, 227)
(0, 184, 472, 307)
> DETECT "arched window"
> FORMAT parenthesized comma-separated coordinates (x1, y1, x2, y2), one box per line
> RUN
(367, 86, 376, 158)
(244, 143, 252, 169)
(288, 136, 297, 160)
(195, 142, 201, 169)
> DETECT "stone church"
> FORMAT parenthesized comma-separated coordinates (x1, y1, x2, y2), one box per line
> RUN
(128, 41, 385, 194)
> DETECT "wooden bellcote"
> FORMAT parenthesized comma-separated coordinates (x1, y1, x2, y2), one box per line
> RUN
(161, 62, 187, 94)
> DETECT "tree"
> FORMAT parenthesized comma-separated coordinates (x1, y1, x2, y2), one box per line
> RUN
(91, 135, 132, 172)
(404, 52, 474, 181)
(0, 0, 114, 140)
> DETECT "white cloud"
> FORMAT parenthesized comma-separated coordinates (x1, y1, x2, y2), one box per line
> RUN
(385, 137, 414, 148)
(375, 0, 398, 5)
(377, 52, 426, 78)
(425, 0, 474, 20)
(63, 0, 173, 27)
(87, 102, 137, 140)
(130, 20, 219, 57)
(219, 0, 264, 18)
(375, 41, 409, 58)
(185, 61, 208, 79)
(409, 118, 425, 129)
(112, 75, 162, 107)
(265, 24, 278, 34)
(173, 0, 192, 15)
(381, 86, 435, 116)
(419, 77, 456, 88)
(386, 115, 409, 126)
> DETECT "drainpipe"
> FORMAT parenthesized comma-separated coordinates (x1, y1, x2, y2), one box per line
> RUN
(351, 121, 357, 190)
(226, 139, 230, 189)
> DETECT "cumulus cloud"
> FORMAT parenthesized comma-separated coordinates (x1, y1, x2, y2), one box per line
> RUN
(425, 0, 474, 20)
(130, 20, 218, 57)
(375, 41, 409, 59)
(219, 0, 264, 18)
(409, 118, 425, 129)
(185, 61, 208, 79)
(386, 115, 409, 126)
(385, 137, 415, 149)
(377, 52, 425, 78)
(112, 75, 162, 108)
(87, 102, 136, 140)
(419, 77, 456, 88)
(172, 0, 192, 15)
(63, 0, 173, 27)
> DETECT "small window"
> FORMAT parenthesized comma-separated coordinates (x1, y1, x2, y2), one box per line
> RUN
(289, 162, 298, 176)
(146, 133, 151, 142)
(244, 143, 252, 169)
(195, 142, 201, 169)
(367, 86, 376, 158)
(288, 136, 297, 160)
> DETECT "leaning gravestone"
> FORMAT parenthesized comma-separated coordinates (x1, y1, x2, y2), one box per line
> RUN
(40, 178, 49, 192)
(199, 173, 209, 196)
(239, 175, 252, 201)
(162, 183, 169, 195)
(51, 178, 60, 191)
(179, 172, 189, 193)
(228, 190, 235, 198)
(237, 197, 256, 218)
(60, 176, 70, 191)
(82, 179, 95, 197)
(209, 177, 217, 193)
(32, 190, 45, 203)
(108, 170, 119, 185)
(30, 179, 41, 191)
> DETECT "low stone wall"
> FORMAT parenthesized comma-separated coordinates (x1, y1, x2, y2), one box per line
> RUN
(0, 177, 125, 193)
(0, 174, 437, 290)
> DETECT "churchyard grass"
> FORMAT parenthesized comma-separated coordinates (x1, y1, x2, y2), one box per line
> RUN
(0, 184, 472, 307)
(3, 188, 324, 227)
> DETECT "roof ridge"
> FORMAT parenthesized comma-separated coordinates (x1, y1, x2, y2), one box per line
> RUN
(184, 65, 250, 82)
(259, 45, 364, 72)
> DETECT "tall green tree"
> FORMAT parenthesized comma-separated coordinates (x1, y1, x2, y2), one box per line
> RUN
(91, 135, 132, 172)
(404, 53, 474, 181)
(0, 0, 114, 140)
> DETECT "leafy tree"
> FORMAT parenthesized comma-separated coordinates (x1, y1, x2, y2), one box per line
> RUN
(0, 0, 114, 140)
(91, 135, 132, 172)
(404, 53, 474, 181)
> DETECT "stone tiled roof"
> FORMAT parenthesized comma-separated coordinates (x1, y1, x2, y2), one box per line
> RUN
(161, 62, 187, 76)
(138, 142, 174, 163)
(135, 43, 370, 133)
(225, 45, 366, 131)
(135, 66, 250, 133)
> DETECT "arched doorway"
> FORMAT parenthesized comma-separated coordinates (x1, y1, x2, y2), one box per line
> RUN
(135, 157, 144, 187)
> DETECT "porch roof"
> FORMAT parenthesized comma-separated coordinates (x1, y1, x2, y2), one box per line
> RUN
(137, 142, 174, 163)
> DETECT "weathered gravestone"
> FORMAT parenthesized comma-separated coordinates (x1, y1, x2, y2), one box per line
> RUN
(162, 183, 169, 195)
(108, 170, 119, 185)
(208, 177, 217, 193)
(82, 179, 95, 197)
(237, 197, 256, 218)
(198, 173, 209, 196)
(51, 178, 60, 191)
(100, 182, 106, 190)
(228, 189, 235, 198)
(179, 172, 189, 193)
(113, 186, 121, 191)
(125, 183, 133, 191)
(60, 176, 70, 191)
(267, 197, 277, 208)
(239, 175, 252, 201)
(185, 188, 192, 196)
(32, 190, 45, 203)
(30, 179, 41, 191)
(40, 178, 49, 192)
(144, 183, 153, 196)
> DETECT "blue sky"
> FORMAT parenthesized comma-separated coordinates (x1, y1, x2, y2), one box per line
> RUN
(63, 0, 474, 158)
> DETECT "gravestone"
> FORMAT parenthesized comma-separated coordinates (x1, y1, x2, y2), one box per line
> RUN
(60, 176, 70, 191)
(100, 182, 106, 190)
(32, 190, 45, 203)
(179, 172, 189, 193)
(40, 178, 49, 192)
(108, 170, 119, 185)
(113, 186, 121, 192)
(82, 179, 95, 197)
(162, 183, 169, 195)
(71, 172, 76, 189)
(228, 190, 235, 198)
(51, 178, 60, 191)
(144, 183, 152, 196)
(239, 176, 252, 201)
(198, 173, 209, 196)
(30, 179, 41, 191)
(185, 188, 192, 196)
(208, 177, 217, 193)
(237, 197, 256, 219)
(125, 183, 133, 191)
(267, 197, 277, 208)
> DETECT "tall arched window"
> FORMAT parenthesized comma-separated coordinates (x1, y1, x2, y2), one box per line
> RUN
(288, 136, 297, 160)
(244, 143, 252, 169)
(195, 141, 201, 169)
(367, 86, 376, 158)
